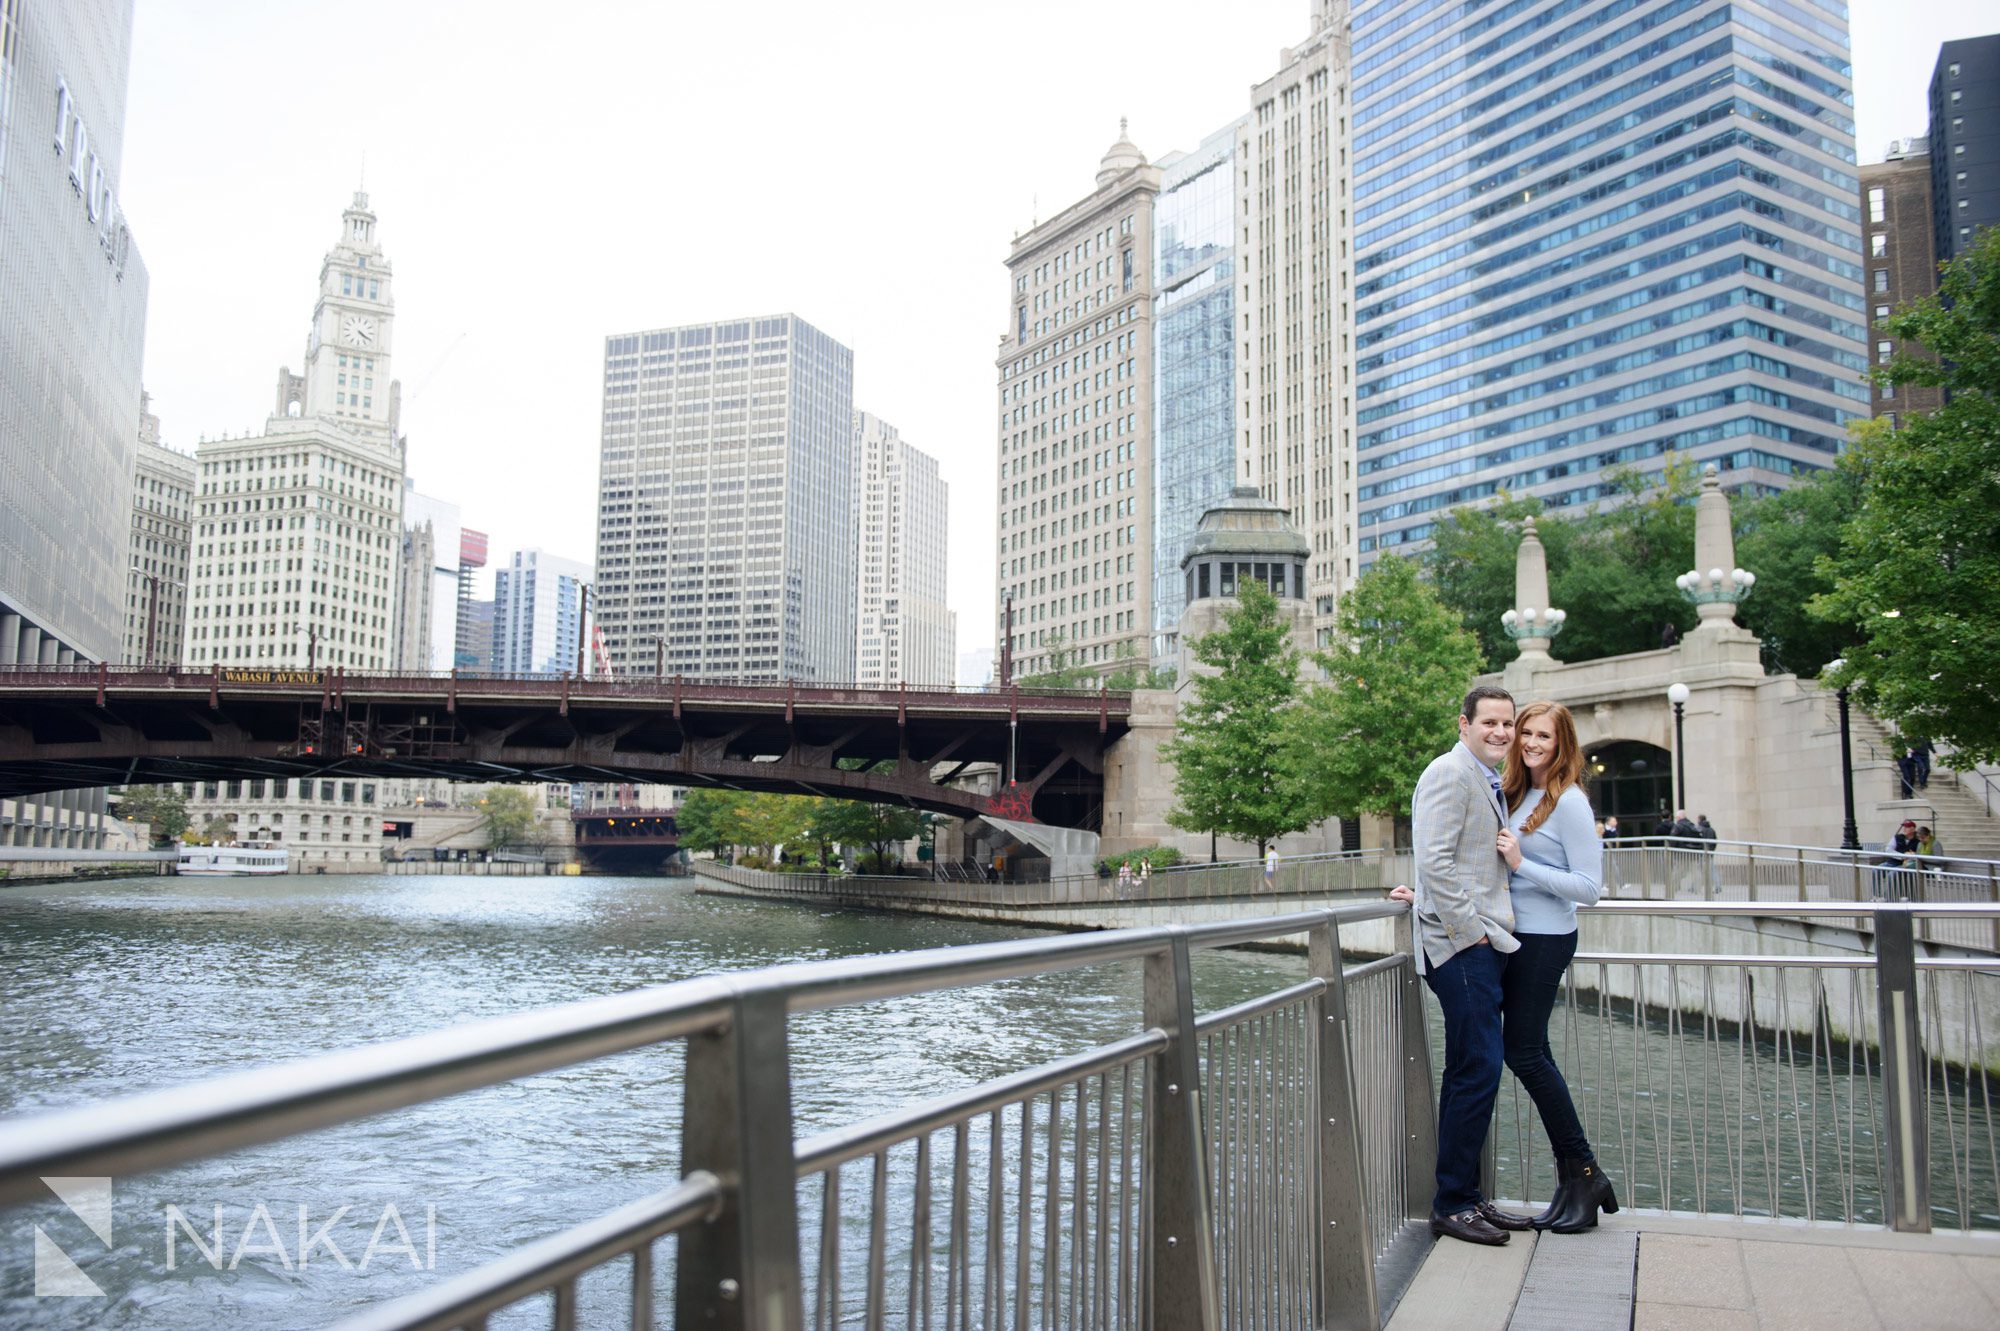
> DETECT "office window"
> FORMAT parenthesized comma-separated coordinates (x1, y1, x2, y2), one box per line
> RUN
(1868, 188, 1885, 223)
(1878, 340, 1893, 362)
(1874, 269, 1890, 292)
(1871, 233, 1887, 258)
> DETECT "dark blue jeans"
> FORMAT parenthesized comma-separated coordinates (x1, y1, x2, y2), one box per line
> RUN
(1502, 931, 1593, 1162)
(1423, 941, 1506, 1215)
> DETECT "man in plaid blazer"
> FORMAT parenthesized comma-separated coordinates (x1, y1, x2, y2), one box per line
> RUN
(1411, 684, 1526, 1246)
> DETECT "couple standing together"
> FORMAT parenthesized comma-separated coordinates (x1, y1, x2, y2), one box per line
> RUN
(1397, 685, 1619, 1246)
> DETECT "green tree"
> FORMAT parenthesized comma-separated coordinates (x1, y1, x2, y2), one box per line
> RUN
(1423, 493, 1564, 670)
(1160, 579, 1315, 855)
(811, 797, 923, 870)
(1297, 556, 1483, 819)
(1812, 228, 2000, 762)
(479, 787, 540, 849)
(1733, 445, 1867, 677)
(196, 815, 235, 845)
(116, 784, 190, 845)
(733, 793, 816, 859)
(1423, 461, 1701, 668)
(674, 789, 741, 858)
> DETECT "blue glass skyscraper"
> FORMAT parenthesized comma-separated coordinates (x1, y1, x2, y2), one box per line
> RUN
(1151, 119, 1244, 668)
(1348, 0, 1868, 560)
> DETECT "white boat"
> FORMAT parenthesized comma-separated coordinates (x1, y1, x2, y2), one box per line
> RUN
(177, 842, 291, 876)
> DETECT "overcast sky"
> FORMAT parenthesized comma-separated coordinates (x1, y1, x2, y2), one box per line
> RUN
(120, 0, 1990, 670)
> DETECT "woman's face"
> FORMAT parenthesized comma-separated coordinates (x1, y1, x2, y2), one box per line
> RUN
(1517, 713, 1559, 775)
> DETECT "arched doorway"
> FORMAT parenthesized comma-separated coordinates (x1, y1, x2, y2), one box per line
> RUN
(1583, 740, 1672, 829)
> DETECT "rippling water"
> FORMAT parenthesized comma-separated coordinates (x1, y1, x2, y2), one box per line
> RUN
(0, 874, 1303, 1328)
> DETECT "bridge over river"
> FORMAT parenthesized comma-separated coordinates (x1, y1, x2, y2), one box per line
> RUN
(0, 868, 1993, 1329)
(0, 663, 1129, 829)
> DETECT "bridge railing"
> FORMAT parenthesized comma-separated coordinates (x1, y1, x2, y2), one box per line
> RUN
(0, 903, 1424, 1331)
(0, 662, 1125, 710)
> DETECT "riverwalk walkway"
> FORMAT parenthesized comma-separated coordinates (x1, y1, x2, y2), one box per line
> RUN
(1389, 1215, 2000, 1330)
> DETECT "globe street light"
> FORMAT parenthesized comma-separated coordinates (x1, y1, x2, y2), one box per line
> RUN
(1826, 659, 1861, 850)
(1666, 681, 1691, 811)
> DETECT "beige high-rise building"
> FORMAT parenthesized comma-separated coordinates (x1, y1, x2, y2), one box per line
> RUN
(996, 125, 1160, 680)
(1237, 1, 1355, 636)
(853, 411, 954, 686)
(183, 193, 405, 672)
(124, 392, 195, 666)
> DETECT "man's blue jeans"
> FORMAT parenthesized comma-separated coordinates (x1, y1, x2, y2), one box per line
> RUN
(1424, 941, 1506, 1215)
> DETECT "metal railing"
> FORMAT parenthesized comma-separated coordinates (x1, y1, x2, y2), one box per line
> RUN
(1601, 839, 2000, 950)
(1488, 900, 2000, 1237)
(701, 852, 1416, 910)
(0, 903, 1421, 1331)
(2, 898, 1993, 1329)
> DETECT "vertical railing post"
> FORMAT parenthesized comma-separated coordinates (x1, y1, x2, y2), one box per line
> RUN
(1142, 934, 1220, 1331)
(1987, 864, 1999, 954)
(1394, 911, 1438, 1224)
(1309, 915, 1380, 1330)
(1873, 909, 1931, 1233)
(677, 991, 805, 1328)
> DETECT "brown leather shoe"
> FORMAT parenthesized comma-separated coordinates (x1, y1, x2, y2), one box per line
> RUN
(1477, 1200, 1534, 1232)
(1430, 1208, 1509, 1245)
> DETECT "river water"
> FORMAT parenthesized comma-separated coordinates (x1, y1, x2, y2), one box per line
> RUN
(0, 874, 1304, 1328)
(2, 875, 1993, 1329)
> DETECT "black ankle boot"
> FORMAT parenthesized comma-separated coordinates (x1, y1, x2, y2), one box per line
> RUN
(1530, 1158, 1572, 1230)
(1548, 1157, 1619, 1233)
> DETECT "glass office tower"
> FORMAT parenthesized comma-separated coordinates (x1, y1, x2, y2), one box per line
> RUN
(1349, 0, 1867, 561)
(1151, 119, 1244, 670)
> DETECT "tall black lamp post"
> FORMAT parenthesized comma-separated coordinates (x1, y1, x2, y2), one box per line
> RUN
(1827, 659, 1861, 849)
(1665, 681, 1690, 811)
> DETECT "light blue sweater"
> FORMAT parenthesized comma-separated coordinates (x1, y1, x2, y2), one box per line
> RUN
(1506, 785, 1603, 934)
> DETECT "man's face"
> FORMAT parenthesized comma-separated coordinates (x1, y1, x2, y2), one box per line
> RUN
(1458, 698, 1515, 767)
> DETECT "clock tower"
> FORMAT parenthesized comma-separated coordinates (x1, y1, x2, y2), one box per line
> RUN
(285, 191, 397, 438)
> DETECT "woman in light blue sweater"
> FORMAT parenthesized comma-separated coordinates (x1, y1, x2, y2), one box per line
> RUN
(1496, 699, 1617, 1232)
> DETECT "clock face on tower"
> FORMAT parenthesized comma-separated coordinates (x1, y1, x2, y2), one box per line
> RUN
(340, 314, 378, 347)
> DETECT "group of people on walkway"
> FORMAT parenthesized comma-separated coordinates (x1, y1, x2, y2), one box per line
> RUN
(1393, 685, 1621, 1246)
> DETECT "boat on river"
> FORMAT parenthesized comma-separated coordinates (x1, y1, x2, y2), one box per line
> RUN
(176, 842, 290, 876)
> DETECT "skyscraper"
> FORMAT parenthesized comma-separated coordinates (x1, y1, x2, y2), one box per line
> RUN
(594, 315, 855, 683)
(997, 125, 1159, 681)
(1349, 0, 1867, 562)
(1860, 140, 1943, 421)
(1152, 117, 1246, 669)
(1238, 4, 1355, 630)
(1929, 35, 2000, 265)
(454, 527, 489, 669)
(183, 193, 405, 670)
(853, 412, 954, 687)
(1, 0, 149, 850)
(492, 549, 590, 676)
(124, 392, 195, 666)
(396, 484, 463, 672)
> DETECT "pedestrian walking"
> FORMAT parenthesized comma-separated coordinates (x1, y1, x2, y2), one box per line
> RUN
(1264, 845, 1279, 886)
(1912, 739, 1933, 790)
(1116, 862, 1134, 895)
(1898, 748, 1918, 800)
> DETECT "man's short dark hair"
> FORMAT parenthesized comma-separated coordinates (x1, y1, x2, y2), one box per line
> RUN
(1461, 684, 1514, 721)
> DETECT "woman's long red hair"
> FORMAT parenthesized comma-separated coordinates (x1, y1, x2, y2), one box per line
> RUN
(1502, 700, 1584, 836)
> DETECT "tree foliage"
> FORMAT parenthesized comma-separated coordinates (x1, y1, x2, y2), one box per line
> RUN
(674, 789, 740, 857)
(1733, 446, 1866, 677)
(479, 787, 541, 849)
(811, 798, 922, 868)
(1422, 476, 1694, 671)
(116, 784, 190, 845)
(1812, 228, 2000, 763)
(1159, 579, 1316, 854)
(1297, 556, 1484, 819)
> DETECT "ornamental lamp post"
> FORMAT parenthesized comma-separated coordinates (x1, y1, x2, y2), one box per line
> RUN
(1665, 681, 1690, 812)
(1826, 658, 1861, 850)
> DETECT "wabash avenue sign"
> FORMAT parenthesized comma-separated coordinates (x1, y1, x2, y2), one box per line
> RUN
(218, 669, 324, 686)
